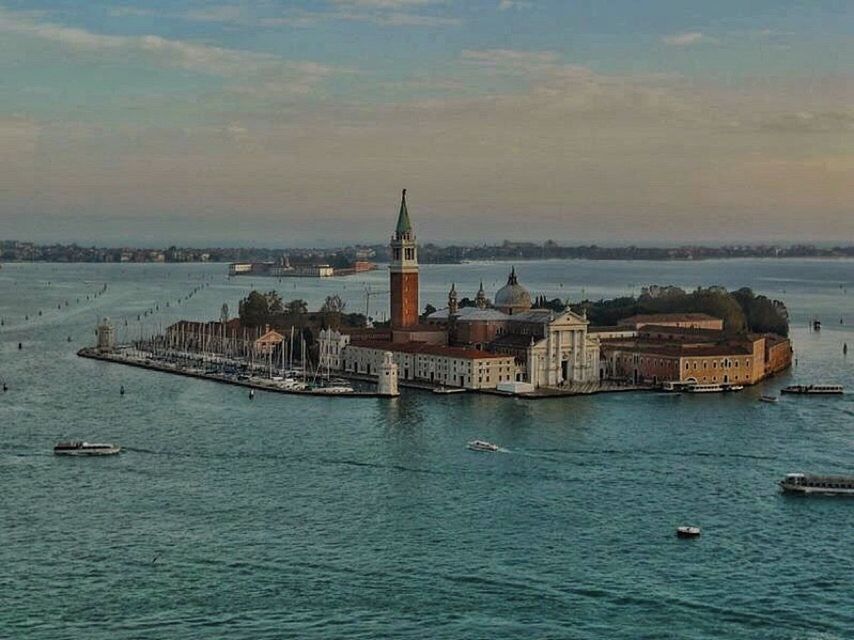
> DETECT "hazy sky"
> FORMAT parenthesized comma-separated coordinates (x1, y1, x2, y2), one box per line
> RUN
(1, 1, 852, 246)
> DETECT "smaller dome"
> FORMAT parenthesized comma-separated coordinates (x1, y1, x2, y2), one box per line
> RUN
(494, 268, 532, 314)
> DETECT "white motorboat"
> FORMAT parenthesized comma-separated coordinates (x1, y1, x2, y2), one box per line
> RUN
(313, 384, 354, 394)
(433, 386, 466, 395)
(467, 440, 499, 452)
(676, 526, 701, 538)
(54, 441, 121, 456)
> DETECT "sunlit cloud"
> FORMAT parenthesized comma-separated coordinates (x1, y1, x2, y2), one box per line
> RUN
(661, 32, 713, 46)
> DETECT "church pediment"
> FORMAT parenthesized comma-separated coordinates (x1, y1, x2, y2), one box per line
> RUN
(547, 310, 589, 328)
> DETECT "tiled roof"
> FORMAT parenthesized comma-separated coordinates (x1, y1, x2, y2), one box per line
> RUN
(619, 313, 720, 325)
(639, 324, 725, 337)
(603, 340, 754, 357)
(489, 334, 536, 348)
(507, 309, 555, 323)
(427, 307, 509, 321)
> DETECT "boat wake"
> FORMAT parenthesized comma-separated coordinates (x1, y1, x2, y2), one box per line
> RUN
(522, 447, 774, 461)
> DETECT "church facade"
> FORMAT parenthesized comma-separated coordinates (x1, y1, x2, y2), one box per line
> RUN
(318, 190, 600, 392)
(427, 273, 601, 388)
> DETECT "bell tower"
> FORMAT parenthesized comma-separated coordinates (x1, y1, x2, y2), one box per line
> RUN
(389, 189, 419, 329)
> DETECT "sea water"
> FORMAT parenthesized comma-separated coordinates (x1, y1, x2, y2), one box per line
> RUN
(1, 259, 852, 639)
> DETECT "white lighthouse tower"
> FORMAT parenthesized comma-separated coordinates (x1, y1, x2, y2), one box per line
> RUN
(377, 351, 400, 397)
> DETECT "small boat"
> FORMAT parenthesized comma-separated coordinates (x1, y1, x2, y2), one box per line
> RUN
(676, 526, 701, 538)
(759, 395, 778, 403)
(54, 441, 121, 456)
(281, 378, 308, 391)
(779, 473, 854, 496)
(433, 386, 466, 395)
(312, 385, 354, 394)
(781, 384, 843, 395)
(467, 440, 500, 452)
(723, 384, 744, 392)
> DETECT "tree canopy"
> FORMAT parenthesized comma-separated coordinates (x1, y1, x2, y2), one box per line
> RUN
(571, 286, 789, 336)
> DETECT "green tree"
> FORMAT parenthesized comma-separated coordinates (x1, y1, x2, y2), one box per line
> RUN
(265, 291, 284, 314)
(285, 299, 309, 314)
(321, 295, 346, 313)
(240, 291, 269, 328)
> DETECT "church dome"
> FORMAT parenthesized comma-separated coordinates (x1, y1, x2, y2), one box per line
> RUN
(494, 268, 532, 314)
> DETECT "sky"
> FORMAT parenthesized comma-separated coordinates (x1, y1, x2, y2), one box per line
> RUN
(0, 0, 852, 247)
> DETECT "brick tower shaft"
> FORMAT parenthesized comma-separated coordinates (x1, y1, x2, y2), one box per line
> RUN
(389, 189, 419, 329)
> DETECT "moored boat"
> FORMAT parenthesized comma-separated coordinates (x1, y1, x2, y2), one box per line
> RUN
(686, 384, 725, 393)
(54, 441, 121, 456)
(779, 473, 854, 496)
(312, 384, 355, 394)
(780, 384, 843, 395)
(433, 386, 466, 395)
(467, 440, 499, 452)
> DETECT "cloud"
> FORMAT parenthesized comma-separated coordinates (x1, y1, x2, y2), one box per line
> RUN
(0, 7, 345, 93)
(661, 32, 711, 46)
(758, 110, 854, 133)
(498, 1, 533, 10)
(114, 1, 460, 29)
(460, 49, 562, 74)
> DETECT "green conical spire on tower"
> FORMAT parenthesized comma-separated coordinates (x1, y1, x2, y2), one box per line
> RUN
(395, 188, 412, 236)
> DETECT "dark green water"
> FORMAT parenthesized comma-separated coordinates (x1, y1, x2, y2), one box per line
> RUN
(1, 260, 852, 639)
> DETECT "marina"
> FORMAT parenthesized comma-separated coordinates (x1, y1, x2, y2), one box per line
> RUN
(77, 347, 392, 398)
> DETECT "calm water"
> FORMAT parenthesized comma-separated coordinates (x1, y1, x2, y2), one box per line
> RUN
(1, 259, 852, 639)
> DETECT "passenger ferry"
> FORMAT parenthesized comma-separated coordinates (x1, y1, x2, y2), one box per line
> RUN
(661, 380, 695, 392)
(663, 381, 743, 393)
(54, 441, 121, 456)
(780, 384, 843, 395)
(686, 383, 744, 394)
(779, 473, 854, 496)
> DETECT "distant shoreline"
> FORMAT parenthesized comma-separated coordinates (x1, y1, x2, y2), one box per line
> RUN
(3, 255, 854, 266)
(1, 241, 853, 265)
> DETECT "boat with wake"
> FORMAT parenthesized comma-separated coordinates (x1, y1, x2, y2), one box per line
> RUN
(433, 386, 466, 395)
(54, 441, 121, 456)
(467, 440, 500, 452)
